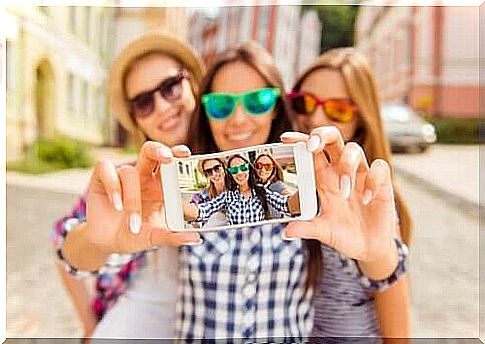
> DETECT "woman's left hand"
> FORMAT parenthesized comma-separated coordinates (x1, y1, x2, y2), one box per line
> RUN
(281, 126, 397, 265)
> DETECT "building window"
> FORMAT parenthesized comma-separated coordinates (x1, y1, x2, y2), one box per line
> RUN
(81, 80, 88, 116)
(98, 88, 106, 122)
(85, 7, 91, 43)
(257, 6, 270, 48)
(67, 73, 75, 110)
(6, 40, 16, 91)
(69, 7, 77, 34)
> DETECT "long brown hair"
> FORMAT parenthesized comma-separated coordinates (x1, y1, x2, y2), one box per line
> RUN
(254, 153, 284, 185)
(293, 47, 412, 245)
(187, 41, 293, 154)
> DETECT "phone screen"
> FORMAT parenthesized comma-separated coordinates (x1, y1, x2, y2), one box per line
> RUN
(175, 144, 303, 231)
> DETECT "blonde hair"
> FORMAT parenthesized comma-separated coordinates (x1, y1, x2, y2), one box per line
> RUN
(293, 47, 412, 245)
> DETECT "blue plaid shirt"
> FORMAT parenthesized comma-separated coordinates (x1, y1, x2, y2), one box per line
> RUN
(176, 224, 313, 340)
(196, 187, 290, 225)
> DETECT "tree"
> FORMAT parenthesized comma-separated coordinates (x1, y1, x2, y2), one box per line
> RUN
(303, 5, 359, 53)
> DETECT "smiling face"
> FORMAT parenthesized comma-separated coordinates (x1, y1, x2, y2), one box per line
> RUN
(208, 61, 275, 151)
(255, 155, 274, 183)
(125, 53, 196, 146)
(298, 68, 358, 142)
(202, 159, 224, 185)
(228, 156, 249, 188)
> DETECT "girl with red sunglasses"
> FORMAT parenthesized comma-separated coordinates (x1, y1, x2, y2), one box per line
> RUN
(291, 47, 412, 341)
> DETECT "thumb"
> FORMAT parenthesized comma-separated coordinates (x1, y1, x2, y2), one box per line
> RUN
(284, 218, 328, 243)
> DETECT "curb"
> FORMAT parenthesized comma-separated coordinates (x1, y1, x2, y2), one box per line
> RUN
(394, 166, 482, 220)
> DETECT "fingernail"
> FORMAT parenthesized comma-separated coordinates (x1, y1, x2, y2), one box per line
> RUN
(280, 132, 298, 139)
(184, 238, 203, 246)
(340, 175, 351, 199)
(175, 145, 191, 154)
(281, 231, 298, 241)
(362, 190, 373, 205)
(129, 213, 141, 234)
(306, 135, 321, 152)
(158, 146, 173, 159)
(112, 192, 123, 211)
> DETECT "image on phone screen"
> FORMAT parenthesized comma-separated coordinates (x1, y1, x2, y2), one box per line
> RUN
(162, 143, 316, 232)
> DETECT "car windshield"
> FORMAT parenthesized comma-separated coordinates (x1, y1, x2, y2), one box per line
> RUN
(381, 104, 414, 122)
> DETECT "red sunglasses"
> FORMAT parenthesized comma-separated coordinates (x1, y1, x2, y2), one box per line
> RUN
(287, 91, 358, 123)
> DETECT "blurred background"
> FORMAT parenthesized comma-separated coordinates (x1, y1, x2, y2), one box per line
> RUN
(4, 1, 482, 339)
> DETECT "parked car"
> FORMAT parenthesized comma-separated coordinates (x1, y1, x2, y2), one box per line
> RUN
(380, 103, 437, 153)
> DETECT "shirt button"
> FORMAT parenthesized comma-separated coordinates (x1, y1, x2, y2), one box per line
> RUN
(250, 229, 260, 242)
(242, 284, 256, 299)
(246, 272, 257, 284)
(247, 256, 259, 272)
(243, 311, 254, 325)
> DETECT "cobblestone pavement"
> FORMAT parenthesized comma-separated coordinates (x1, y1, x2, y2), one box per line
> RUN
(5, 146, 481, 339)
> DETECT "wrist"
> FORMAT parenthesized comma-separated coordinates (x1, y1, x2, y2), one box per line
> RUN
(357, 238, 399, 281)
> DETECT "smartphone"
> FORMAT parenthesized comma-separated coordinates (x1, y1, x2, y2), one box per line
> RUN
(161, 142, 317, 232)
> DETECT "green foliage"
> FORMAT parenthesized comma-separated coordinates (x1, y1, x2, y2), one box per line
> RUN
(424, 117, 481, 144)
(8, 137, 93, 174)
(303, 5, 359, 53)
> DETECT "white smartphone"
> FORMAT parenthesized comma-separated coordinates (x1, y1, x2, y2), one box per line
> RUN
(161, 142, 317, 232)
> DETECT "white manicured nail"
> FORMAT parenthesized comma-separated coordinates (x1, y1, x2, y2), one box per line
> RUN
(362, 190, 373, 205)
(129, 213, 141, 234)
(306, 135, 321, 152)
(112, 192, 123, 211)
(281, 231, 298, 241)
(340, 175, 351, 199)
(184, 238, 203, 246)
(158, 146, 173, 159)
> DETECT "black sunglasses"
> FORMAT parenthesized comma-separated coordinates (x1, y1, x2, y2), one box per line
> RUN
(128, 69, 188, 118)
(203, 164, 223, 176)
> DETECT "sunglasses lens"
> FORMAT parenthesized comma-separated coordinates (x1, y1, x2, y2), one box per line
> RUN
(160, 77, 183, 101)
(244, 89, 278, 115)
(131, 94, 154, 118)
(324, 100, 355, 123)
(290, 94, 315, 115)
(240, 164, 249, 172)
(228, 166, 238, 175)
(204, 94, 236, 120)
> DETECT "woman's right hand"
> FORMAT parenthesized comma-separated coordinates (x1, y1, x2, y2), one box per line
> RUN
(84, 141, 201, 255)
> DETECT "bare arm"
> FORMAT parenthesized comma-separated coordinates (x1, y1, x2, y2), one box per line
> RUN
(375, 275, 412, 342)
(55, 265, 98, 338)
(288, 192, 300, 215)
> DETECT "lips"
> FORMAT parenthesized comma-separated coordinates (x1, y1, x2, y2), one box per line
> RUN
(226, 131, 253, 142)
(157, 111, 182, 131)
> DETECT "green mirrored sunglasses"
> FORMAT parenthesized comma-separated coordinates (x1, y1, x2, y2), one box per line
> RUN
(201, 87, 281, 121)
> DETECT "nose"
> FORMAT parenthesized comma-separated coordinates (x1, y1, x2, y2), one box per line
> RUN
(311, 104, 331, 127)
(152, 91, 172, 115)
(228, 102, 249, 126)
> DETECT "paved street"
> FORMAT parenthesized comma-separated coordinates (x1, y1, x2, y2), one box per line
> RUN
(6, 145, 481, 339)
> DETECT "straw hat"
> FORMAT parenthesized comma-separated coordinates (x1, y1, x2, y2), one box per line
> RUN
(108, 32, 205, 144)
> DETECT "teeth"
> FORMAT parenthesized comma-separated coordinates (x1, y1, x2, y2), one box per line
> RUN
(228, 132, 252, 141)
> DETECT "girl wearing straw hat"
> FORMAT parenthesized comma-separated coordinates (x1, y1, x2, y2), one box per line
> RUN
(50, 32, 204, 340)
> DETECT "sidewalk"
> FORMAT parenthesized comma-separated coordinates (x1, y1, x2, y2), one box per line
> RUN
(392, 144, 481, 210)
(6, 144, 481, 209)
(6, 147, 137, 195)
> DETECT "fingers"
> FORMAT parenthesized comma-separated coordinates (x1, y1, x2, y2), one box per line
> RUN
(307, 126, 344, 164)
(171, 145, 192, 158)
(148, 226, 202, 247)
(91, 160, 123, 211)
(283, 217, 331, 245)
(137, 141, 174, 177)
(118, 165, 142, 234)
(280, 131, 309, 144)
(362, 159, 393, 205)
(338, 142, 369, 199)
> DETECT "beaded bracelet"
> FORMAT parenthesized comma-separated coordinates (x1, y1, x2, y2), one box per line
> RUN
(54, 217, 154, 278)
(355, 238, 409, 292)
